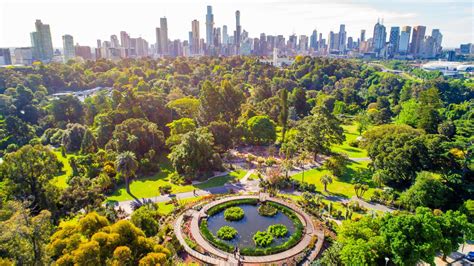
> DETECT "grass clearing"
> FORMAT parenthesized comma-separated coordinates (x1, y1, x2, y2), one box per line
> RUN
(51, 150, 76, 188)
(107, 161, 246, 202)
(331, 124, 368, 158)
(291, 160, 374, 200)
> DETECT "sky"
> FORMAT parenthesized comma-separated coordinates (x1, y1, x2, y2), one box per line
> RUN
(1, 0, 473, 49)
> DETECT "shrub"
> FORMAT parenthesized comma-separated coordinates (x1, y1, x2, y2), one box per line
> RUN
(158, 184, 172, 195)
(206, 198, 258, 216)
(348, 139, 359, 147)
(199, 219, 233, 252)
(217, 226, 238, 240)
(224, 207, 244, 221)
(267, 224, 288, 238)
(253, 231, 274, 247)
(258, 204, 278, 217)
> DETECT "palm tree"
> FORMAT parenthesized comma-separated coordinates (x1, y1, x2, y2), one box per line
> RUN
(115, 151, 139, 200)
(321, 174, 333, 192)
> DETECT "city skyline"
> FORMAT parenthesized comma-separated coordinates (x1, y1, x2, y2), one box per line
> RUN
(1, 0, 472, 48)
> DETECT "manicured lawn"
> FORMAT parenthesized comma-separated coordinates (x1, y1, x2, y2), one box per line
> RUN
(156, 196, 204, 215)
(331, 124, 368, 158)
(107, 162, 246, 202)
(291, 160, 375, 200)
(51, 150, 76, 188)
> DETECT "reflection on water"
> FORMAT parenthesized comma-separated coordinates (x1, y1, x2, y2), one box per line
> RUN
(206, 204, 295, 248)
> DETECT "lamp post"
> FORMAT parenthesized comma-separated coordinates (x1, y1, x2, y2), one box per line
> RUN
(385, 257, 390, 266)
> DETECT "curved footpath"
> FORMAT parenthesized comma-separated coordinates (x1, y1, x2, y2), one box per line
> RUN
(175, 194, 324, 265)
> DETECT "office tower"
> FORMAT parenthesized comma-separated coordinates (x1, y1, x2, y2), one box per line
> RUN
(310, 30, 318, 50)
(372, 21, 386, 53)
(191, 20, 200, 54)
(338, 24, 347, 52)
(110, 35, 119, 48)
(155, 17, 169, 55)
(328, 31, 339, 51)
(235, 11, 241, 50)
(259, 33, 266, 55)
(135, 37, 149, 57)
(388, 27, 400, 55)
(347, 36, 354, 50)
(431, 29, 443, 55)
(0, 49, 12, 65)
(223, 25, 229, 45)
(410, 26, 426, 56)
(120, 31, 131, 57)
(360, 29, 366, 42)
(30, 19, 54, 62)
(288, 34, 297, 50)
(62, 35, 75, 62)
(206, 6, 214, 47)
(75, 45, 92, 60)
(398, 26, 411, 54)
(299, 35, 308, 51)
(459, 43, 473, 54)
(14, 48, 33, 65)
(213, 27, 221, 47)
(421, 36, 436, 58)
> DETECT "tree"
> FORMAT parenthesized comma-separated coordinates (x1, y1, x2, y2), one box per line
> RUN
(165, 117, 196, 147)
(246, 115, 276, 145)
(355, 110, 370, 135)
(61, 123, 87, 152)
(115, 151, 139, 199)
(354, 183, 369, 198)
(396, 99, 420, 127)
(290, 87, 309, 118)
(131, 204, 161, 237)
(278, 89, 289, 143)
(318, 242, 343, 265)
(321, 174, 333, 192)
(400, 172, 450, 210)
(207, 120, 233, 151)
(0, 145, 61, 213)
(169, 128, 222, 178)
(80, 129, 97, 154)
(291, 106, 344, 160)
(417, 88, 442, 133)
(50, 95, 84, 125)
(166, 97, 199, 119)
(58, 176, 105, 216)
(0, 201, 52, 265)
(436, 210, 474, 260)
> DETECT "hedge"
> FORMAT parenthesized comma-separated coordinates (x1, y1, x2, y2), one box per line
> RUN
(199, 219, 234, 253)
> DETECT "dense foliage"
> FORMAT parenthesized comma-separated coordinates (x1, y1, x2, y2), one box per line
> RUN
(224, 206, 245, 221)
(253, 231, 274, 247)
(216, 226, 238, 240)
(258, 203, 278, 217)
(267, 224, 288, 238)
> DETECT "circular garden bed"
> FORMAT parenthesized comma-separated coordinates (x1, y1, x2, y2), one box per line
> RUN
(199, 197, 305, 256)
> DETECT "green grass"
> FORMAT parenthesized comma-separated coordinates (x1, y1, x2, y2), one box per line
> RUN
(156, 196, 204, 215)
(291, 160, 375, 200)
(51, 150, 76, 188)
(331, 124, 368, 158)
(107, 161, 246, 202)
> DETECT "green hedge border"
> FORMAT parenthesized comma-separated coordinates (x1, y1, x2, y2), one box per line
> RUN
(199, 199, 305, 257)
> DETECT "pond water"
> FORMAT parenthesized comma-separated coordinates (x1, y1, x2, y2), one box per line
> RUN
(206, 203, 296, 248)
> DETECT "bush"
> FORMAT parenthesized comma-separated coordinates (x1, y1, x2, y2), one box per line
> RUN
(258, 204, 278, 217)
(206, 198, 258, 216)
(267, 224, 288, 238)
(217, 226, 238, 240)
(253, 231, 274, 247)
(224, 207, 244, 221)
(158, 184, 172, 195)
(348, 139, 359, 147)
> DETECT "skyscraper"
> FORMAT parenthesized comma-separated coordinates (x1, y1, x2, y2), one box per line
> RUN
(338, 24, 347, 52)
(110, 35, 120, 48)
(235, 10, 241, 51)
(388, 27, 400, 55)
(30, 19, 54, 62)
(160, 17, 169, 55)
(310, 30, 318, 50)
(62, 34, 75, 62)
(206, 6, 214, 47)
(410, 25, 426, 56)
(299, 35, 309, 52)
(191, 20, 200, 54)
(0, 49, 12, 66)
(360, 29, 366, 42)
(155, 27, 162, 55)
(372, 21, 386, 53)
(120, 31, 131, 57)
(398, 26, 411, 54)
(431, 29, 443, 56)
(222, 25, 229, 45)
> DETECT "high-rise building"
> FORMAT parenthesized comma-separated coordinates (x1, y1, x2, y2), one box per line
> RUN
(111, 35, 120, 48)
(299, 35, 308, 52)
(372, 21, 386, 53)
(410, 25, 426, 56)
(347, 37, 354, 50)
(30, 19, 54, 62)
(222, 25, 229, 45)
(160, 17, 169, 55)
(120, 31, 131, 57)
(338, 24, 347, 52)
(388, 27, 400, 55)
(75, 45, 92, 60)
(0, 49, 12, 65)
(360, 29, 366, 42)
(431, 29, 443, 56)
(206, 6, 214, 47)
(156, 27, 162, 54)
(398, 26, 411, 54)
(421, 36, 436, 58)
(310, 30, 318, 51)
(191, 20, 200, 54)
(235, 10, 241, 51)
(62, 35, 75, 62)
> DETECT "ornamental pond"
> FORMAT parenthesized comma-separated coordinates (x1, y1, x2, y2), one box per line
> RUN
(206, 203, 296, 248)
